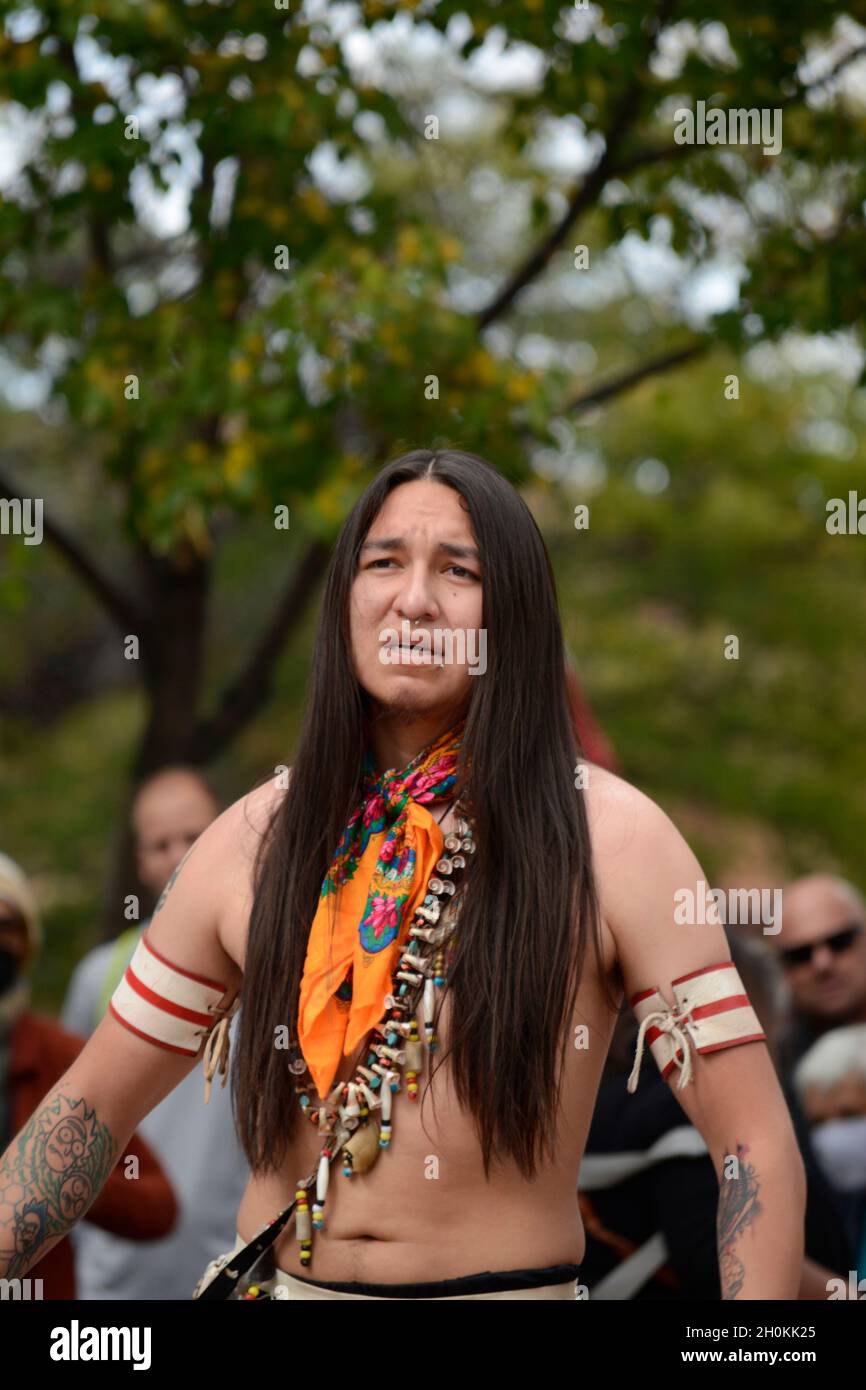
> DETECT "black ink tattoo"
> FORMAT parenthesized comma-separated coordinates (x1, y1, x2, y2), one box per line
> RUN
(0, 1092, 118, 1280)
(152, 844, 196, 918)
(717, 1141, 762, 1299)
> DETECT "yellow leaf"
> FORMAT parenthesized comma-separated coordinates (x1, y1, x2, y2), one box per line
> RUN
(147, 2, 170, 33)
(224, 437, 254, 484)
(437, 235, 462, 262)
(184, 441, 209, 465)
(142, 448, 166, 478)
(299, 187, 330, 223)
(505, 375, 534, 402)
(397, 226, 422, 263)
(466, 349, 497, 387)
(317, 483, 342, 522)
(182, 502, 212, 556)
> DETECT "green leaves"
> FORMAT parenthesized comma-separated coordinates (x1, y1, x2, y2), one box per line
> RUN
(0, 0, 862, 559)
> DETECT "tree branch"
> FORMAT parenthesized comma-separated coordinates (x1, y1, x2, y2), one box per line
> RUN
(606, 40, 866, 180)
(476, 0, 678, 330)
(0, 463, 149, 635)
(796, 41, 866, 98)
(190, 536, 332, 762)
(565, 340, 708, 414)
(606, 139, 696, 180)
(476, 20, 866, 335)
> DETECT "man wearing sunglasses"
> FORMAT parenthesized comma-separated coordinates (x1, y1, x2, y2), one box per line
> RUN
(772, 875, 866, 1076)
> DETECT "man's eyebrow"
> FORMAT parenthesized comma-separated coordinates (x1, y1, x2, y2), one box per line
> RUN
(359, 536, 481, 563)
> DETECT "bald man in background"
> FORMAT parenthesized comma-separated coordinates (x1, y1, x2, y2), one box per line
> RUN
(771, 875, 866, 1078)
(62, 766, 250, 1299)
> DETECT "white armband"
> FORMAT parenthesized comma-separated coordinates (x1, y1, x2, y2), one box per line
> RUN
(628, 960, 765, 1093)
(109, 930, 239, 1101)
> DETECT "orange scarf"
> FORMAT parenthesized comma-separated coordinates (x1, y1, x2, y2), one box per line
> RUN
(298, 721, 467, 1100)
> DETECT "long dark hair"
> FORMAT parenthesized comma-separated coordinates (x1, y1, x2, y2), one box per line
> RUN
(234, 448, 612, 1180)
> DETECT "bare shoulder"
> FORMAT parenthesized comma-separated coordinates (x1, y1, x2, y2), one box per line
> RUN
(223, 773, 289, 860)
(211, 773, 290, 964)
(581, 763, 729, 998)
(582, 762, 679, 865)
(144, 772, 289, 980)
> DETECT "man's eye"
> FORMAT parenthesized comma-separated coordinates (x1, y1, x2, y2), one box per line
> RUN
(365, 558, 480, 580)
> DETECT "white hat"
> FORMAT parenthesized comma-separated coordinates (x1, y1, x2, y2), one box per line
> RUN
(0, 852, 41, 964)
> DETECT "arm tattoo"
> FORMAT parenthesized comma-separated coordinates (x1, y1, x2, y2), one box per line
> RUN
(717, 1141, 763, 1300)
(0, 1092, 118, 1280)
(152, 843, 196, 918)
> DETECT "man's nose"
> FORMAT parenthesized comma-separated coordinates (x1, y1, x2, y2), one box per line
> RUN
(811, 943, 837, 971)
(396, 568, 438, 620)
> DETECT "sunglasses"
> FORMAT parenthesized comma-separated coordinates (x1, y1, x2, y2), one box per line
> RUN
(779, 923, 864, 968)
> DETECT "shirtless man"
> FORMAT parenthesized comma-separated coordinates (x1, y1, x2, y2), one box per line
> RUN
(0, 448, 805, 1300)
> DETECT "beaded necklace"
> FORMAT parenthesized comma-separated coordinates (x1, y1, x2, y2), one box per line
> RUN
(287, 803, 475, 1268)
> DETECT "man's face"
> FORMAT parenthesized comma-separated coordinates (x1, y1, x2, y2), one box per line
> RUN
(134, 779, 219, 898)
(349, 479, 484, 719)
(777, 881, 866, 1023)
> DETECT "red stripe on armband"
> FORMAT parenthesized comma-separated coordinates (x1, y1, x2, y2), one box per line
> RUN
(627, 960, 765, 1093)
(142, 933, 227, 992)
(109, 930, 232, 1058)
(108, 1001, 205, 1057)
(125, 964, 214, 1028)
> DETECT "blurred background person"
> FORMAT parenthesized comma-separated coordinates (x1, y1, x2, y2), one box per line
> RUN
(771, 875, 866, 1076)
(0, 851, 176, 1298)
(61, 767, 250, 1300)
(793, 1024, 866, 1283)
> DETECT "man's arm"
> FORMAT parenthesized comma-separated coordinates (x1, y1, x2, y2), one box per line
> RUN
(591, 772, 806, 1300)
(0, 807, 244, 1282)
(0, 1021, 199, 1279)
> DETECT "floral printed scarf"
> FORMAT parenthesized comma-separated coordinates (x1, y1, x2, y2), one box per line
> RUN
(298, 719, 467, 1100)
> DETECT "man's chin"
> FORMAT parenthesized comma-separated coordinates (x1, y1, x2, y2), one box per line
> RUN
(365, 679, 462, 722)
(807, 989, 856, 1021)
(373, 693, 445, 722)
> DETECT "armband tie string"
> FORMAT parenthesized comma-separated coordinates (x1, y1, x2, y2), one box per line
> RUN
(203, 997, 240, 1105)
(627, 1003, 694, 1094)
